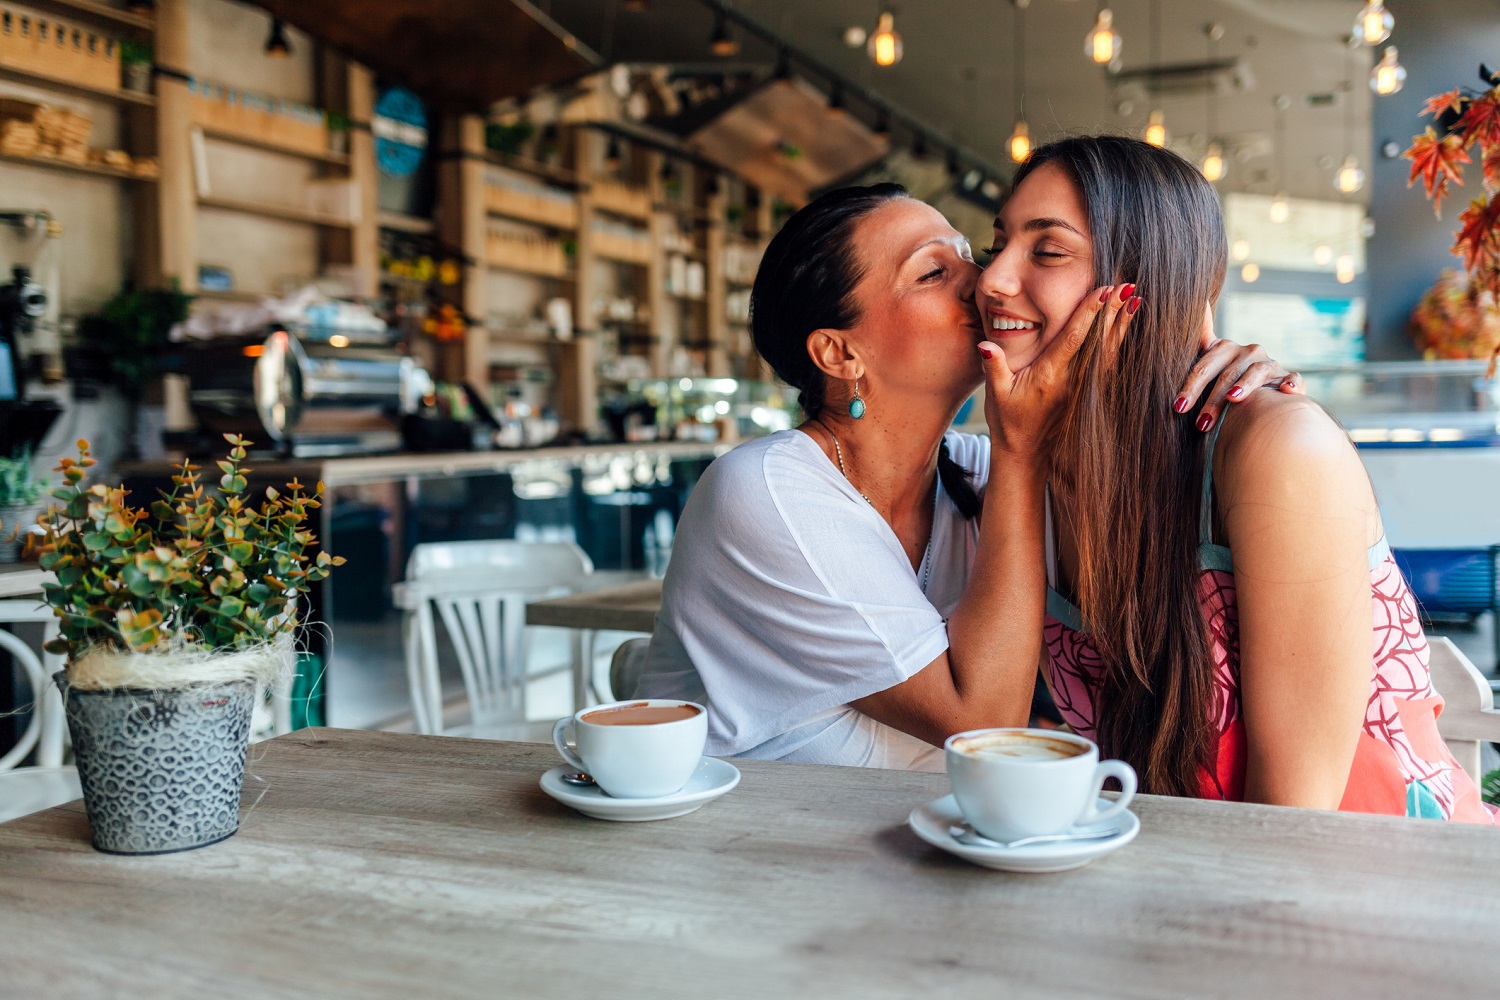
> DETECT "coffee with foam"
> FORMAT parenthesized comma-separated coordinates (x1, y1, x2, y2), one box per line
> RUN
(951, 732, 1086, 761)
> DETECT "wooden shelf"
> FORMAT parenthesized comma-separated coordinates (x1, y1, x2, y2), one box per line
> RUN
(0, 63, 155, 106)
(484, 150, 579, 188)
(378, 212, 435, 234)
(198, 194, 354, 229)
(0, 149, 155, 182)
(13, 0, 154, 33)
(486, 259, 575, 280)
(196, 125, 348, 166)
(193, 288, 265, 303)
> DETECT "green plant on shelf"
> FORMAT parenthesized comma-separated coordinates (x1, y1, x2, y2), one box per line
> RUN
(74, 283, 192, 400)
(486, 120, 536, 156)
(1483, 768, 1499, 807)
(119, 41, 153, 67)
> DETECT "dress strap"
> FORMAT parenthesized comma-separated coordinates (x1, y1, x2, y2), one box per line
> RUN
(1199, 421, 1225, 548)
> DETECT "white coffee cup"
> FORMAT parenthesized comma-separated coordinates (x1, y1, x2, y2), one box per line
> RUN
(552, 699, 707, 799)
(944, 727, 1137, 842)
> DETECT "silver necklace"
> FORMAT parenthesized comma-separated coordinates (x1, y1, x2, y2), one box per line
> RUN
(819, 423, 932, 592)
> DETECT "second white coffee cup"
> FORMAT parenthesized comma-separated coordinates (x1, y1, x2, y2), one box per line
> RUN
(944, 727, 1137, 843)
(553, 699, 707, 799)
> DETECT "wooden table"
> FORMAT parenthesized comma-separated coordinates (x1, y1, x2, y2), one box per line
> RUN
(2, 729, 1495, 998)
(526, 577, 662, 705)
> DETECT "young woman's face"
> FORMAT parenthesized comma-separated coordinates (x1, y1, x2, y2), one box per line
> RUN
(975, 161, 1096, 372)
(845, 198, 985, 401)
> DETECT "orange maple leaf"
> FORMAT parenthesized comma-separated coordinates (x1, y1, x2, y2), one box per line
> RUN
(1458, 93, 1500, 151)
(1421, 89, 1465, 119)
(1453, 196, 1500, 293)
(1405, 128, 1470, 216)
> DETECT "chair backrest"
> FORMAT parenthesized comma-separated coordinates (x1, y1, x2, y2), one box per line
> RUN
(398, 541, 594, 734)
(402, 540, 594, 601)
(609, 638, 652, 702)
(0, 598, 65, 771)
(1427, 637, 1500, 785)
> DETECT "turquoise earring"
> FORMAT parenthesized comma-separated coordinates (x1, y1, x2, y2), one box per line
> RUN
(848, 378, 866, 419)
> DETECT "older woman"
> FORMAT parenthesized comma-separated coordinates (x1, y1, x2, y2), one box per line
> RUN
(635, 183, 1297, 771)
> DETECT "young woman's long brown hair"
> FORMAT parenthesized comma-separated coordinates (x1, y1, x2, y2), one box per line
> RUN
(1014, 136, 1227, 796)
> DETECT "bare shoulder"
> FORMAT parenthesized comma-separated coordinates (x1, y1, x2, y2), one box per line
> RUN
(1215, 390, 1352, 472)
(1213, 390, 1373, 516)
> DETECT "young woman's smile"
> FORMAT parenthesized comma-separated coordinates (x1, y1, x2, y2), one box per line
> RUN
(975, 161, 1097, 371)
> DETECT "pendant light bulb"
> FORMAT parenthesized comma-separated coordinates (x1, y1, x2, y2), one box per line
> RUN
(1370, 47, 1405, 95)
(1241, 263, 1260, 283)
(1201, 142, 1225, 182)
(709, 11, 738, 57)
(1313, 245, 1333, 266)
(1085, 9, 1121, 65)
(603, 135, 622, 172)
(1269, 192, 1290, 224)
(1009, 120, 1032, 163)
(1143, 109, 1167, 147)
(1336, 254, 1356, 284)
(868, 11, 903, 68)
(1354, 1, 1393, 46)
(1231, 238, 1251, 262)
(1335, 156, 1366, 194)
(264, 17, 291, 58)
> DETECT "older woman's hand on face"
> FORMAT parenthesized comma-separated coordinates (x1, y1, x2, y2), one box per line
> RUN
(979, 282, 1137, 458)
(1174, 303, 1305, 432)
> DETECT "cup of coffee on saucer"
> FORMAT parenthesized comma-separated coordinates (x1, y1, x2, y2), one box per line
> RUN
(552, 699, 708, 799)
(945, 727, 1137, 843)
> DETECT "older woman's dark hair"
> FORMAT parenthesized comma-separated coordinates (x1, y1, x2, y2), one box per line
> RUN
(749, 183, 980, 518)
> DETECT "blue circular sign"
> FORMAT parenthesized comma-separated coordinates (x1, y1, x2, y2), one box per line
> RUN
(374, 87, 428, 178)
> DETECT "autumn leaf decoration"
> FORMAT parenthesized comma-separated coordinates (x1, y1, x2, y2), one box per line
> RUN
(1406, 66, 1500, 375)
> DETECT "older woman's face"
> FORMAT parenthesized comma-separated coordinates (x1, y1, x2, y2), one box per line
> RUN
(975, 161, 1096, 372)
(845, 198, 984, 403)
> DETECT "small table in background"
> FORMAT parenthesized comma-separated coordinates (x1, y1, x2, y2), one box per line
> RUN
(526, 576, 663, 705)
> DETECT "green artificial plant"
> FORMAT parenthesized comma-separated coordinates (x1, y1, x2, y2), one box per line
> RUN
(32, 436, 343, 658)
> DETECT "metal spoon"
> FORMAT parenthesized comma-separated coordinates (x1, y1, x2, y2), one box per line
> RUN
(559, 771, 597, 787)
(948, 822, 1121, 850)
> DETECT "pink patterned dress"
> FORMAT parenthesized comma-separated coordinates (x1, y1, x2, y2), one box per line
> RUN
(1042, 442, 1495, 823)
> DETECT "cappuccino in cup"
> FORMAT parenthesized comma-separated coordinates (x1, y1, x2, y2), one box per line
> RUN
(554, 699, 707, 799)
(945, 728, 1137, 843)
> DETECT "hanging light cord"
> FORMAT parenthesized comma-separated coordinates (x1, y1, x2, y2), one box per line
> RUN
(1014, 1, 1026, 123)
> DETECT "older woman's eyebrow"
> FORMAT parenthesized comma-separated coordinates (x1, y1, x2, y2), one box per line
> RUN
(991, 216, 1084, 237)
(903, 235, 971, 259)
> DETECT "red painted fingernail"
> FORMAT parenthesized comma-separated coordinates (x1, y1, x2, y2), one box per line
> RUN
(1126, 295, 1142, 315)
(1118, 283, 1136, 302)
(1173, 396, 1190, 414)
(1196, 413, 1214, 432)
(978, 344, 994, 360)
(1227, 386, 1245, 400)
(1099, 286, 1113, 303)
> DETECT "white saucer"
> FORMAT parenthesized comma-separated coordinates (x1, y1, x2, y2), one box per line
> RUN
(907, 794, 1139, 873)
(539, 757, 740, 822)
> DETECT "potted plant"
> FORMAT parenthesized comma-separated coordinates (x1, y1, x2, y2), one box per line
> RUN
(325, 109, 351, 155)
(119, 41, 153, 94)
(31, 435, 342, 854)
(0, 448, 45, 562)
(1404, 63, 1500, 375)
(74, 284, 191, 401)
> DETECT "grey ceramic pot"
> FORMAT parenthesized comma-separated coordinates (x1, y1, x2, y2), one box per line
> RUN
(57, 672, 255, 855)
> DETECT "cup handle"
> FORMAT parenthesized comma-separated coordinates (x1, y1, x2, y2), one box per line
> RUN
(552, 717, 586, 771)
(1077, 759, 1137, 826)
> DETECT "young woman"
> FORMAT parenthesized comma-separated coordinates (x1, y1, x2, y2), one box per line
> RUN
(980, 135, 1492, 821)
(635, 182, 1298, 772)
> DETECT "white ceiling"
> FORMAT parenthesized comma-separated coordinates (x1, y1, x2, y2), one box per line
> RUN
(541, 0, 1380, 203)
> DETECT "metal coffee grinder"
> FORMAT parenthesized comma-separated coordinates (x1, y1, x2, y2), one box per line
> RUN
(0, 212, 63, 454)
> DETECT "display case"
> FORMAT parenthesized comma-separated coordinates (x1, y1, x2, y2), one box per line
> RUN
(1302, 360, 1500, 446)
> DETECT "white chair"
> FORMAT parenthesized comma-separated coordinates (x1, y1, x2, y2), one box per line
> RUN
(394, 540, 593, 738)
(608, 637, 652, 702)
(0, 600, 81, 825)
(1428, 637, 1500, 786)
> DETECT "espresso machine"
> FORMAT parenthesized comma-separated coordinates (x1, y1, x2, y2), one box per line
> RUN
(0, 210, 63, 455)
(182, 323, 431, 457)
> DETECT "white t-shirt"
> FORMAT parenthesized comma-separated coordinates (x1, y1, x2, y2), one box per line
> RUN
(636, 429, 990, 771)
